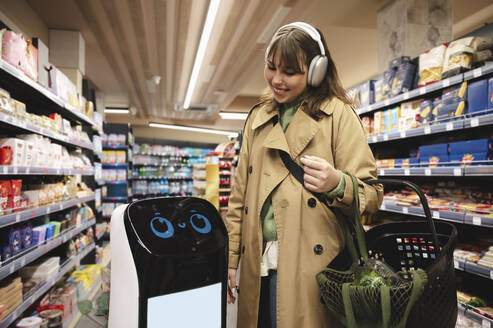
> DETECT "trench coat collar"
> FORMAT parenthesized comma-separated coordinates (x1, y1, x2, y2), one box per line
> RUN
(252, 98, 337, 158)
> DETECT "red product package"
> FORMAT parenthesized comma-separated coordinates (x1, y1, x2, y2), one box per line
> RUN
(9, 180, 22, 212)
(2, 30, 27, 71)
(0, 180, 10, 215)
(0, 146, 12, 165)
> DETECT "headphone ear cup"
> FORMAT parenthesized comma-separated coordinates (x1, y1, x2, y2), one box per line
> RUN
(308, 56, 328, 87)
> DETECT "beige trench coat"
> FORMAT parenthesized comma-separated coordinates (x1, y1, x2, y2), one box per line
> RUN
(226, 97, 383, 328)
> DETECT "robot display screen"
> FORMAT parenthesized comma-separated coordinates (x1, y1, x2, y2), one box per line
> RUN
(147, 282, 221, 327)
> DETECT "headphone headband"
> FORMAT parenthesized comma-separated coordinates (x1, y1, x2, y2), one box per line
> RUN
(278, 22, 325, 56)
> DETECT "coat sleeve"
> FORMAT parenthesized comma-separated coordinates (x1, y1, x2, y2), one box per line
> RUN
(225, 109, 255, 269)
(327, 102, 383, 216)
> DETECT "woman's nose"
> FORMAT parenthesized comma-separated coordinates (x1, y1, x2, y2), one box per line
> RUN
(272, 71, 283, 85)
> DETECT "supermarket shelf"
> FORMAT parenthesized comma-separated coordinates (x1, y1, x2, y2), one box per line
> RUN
(379, 201, 465, 224)
(96, 231, 108, 241)
(102, 180, 128, 185)
(102, 145, 128, 150)
(133, 163, 192, 167)
(455, 259, 493, 280)
(464, 165, 493, 176)
(464, 213, 493, 228)
(0, 59, 95, 126)
(102, 163, 127, 168)
(0, 243, 95, 328)
(458, 303, 493, 327)
(356, 74, 463, 115)
(377, 167, 464, 176)
(0, 195, 95, 229)
(0, 219, 95, 281)
(63, 275, 102, 328)
(133, 176, 193, 180)
(0, 165, 94, 176)
(463, 62, 493, 81)
(368, 112, 493, 145)
(132, 192, 192, 197)
(134, 152, 200, 157)
(102, 196, 129, 202)
(0, 111, 94, 151)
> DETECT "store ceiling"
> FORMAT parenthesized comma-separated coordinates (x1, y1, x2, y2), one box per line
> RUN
(17, 0, 493, 134)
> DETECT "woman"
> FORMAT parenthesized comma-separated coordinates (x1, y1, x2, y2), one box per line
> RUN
(225, 22, 383, 328)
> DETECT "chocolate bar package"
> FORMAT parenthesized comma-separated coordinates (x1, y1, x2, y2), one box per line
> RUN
(391, 62, 416, 96)
(468, 79, 489, 115)
(442, 81, 468, 104)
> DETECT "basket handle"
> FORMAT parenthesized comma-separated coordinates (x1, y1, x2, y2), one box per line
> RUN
(365, 179, 440, 252)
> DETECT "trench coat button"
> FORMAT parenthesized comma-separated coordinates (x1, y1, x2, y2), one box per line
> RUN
(248, 166, 253, 174)
(308, 197, 317, 208)
(242, 246, 245, 254)
(245, 207, 248, 214)
(314, 244, 324, 255)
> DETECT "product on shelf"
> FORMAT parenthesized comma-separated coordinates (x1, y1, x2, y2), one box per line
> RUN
(0, 276, 23, 320)
(391, 61, 416, 96)
(418, 43, 447, 87)
(442, 36, 493, 78)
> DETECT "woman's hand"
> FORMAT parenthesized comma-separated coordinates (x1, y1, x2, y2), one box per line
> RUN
(300, 155, 341, 193)
(227, 268, 237, 304)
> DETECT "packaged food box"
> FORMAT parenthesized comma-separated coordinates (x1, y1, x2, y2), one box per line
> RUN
(391, 62, 416, 96)
(449, 139, 492, 155)
(359, 80, 375, 106)
(435, 100, 466, 122)
(390, 106, 400, 133)
(382, 69, 396, 100)
(431, 98, 442, 123)
(419, 100, 433, 124)
(389, 56, 411, 69)
(449, 152, 492, 166)
(383, 109, 391, 134)
(420, 154, 449, 167)
(419, 143, 449, 157)
(468, 79, 489, 115)
(373, 111, 384, 134)
(0, 88, 11, 113)
(0, 138, 25, 166)
(418, 44, 447, 87)
(2, 30, 26, 71)
(489, 77, 493, 109)
(374, 79, 384, 103)
(400, 157, 419, 168)
(24, 39, 38, 81)
(442, 81, 468, 104)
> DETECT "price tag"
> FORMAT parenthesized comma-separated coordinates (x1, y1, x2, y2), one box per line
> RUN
(419, 87, 426, 95)
(473, 216, 482, 226)
(379, 169, 385, 175)
(424, 126, 431, 134)
(483, 319, 491, 328)
(13, 167, 18, 174)
(403, 207, 409, 214)
(383, 134, 389, 141)
(59, 204, 63, 210)
(2, 166, 7, 174)
(20, 257, 25, 266)
(356, 109, 362, 115)
(433, 211, 440, 219)
(446, 123, 453, 131)
(26, 167, 30, 174)
(403, 92, 409, 100)
(473, 67, 482, 78)
(454, 260, 459, 269)
(16, 214, 20, 222)
(453, 168, 461, 176)
(381, 204, 386, 210)
(56, 169, 60, 175)
(442, 79, 450, 87)
(372, 136, 378, 143)
(404, 169, 410, 176)
(400, 131, 406, 138)
(425, 169, 431, 176)
(490, 270, 493, 280)
(9, 264, 14, 274)
(471, 117, 479, 127)
(384, 99, 390, 106)
(46, 207, 50, 214)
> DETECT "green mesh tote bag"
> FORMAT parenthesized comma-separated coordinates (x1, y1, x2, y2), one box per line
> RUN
(279, 150, 458, 328)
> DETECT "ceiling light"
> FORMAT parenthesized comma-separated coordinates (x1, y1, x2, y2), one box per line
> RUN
(219, 112, 248, 120)
(256, 6, 291, 44)
(183, 0, 221, 109)
(105, 108, 129, 114)
(149, 122, 238, 137)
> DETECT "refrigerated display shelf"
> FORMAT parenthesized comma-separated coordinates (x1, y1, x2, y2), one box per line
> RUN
(380, 201, 493, 228)
(376, 166, 493, 177)
(134, 152, 200, 157)
(0, 219, 95, 280)
(0, 195, 95, 229)
(356, 74, 464, 115)
(101, 163, 127, 168)
(0, 111, 94, 151)
(0, 243, 95, 328)
(0, 165, 94, 176)
(454, 259, 493, 281)
(458, 303, 493, 327)
(0, 59, 95, 126)
(102, 145, 128, 150)
(132, 163, 192, 167)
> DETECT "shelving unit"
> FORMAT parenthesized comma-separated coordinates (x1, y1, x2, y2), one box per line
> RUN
(0, 166, 94, 176)
(63, 274, 102, 328)
(376, 166, 493, 177)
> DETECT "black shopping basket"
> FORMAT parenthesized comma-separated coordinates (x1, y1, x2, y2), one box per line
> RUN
(365, 179, 458, 328)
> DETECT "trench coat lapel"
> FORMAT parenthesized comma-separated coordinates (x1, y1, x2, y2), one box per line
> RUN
(285, 107, 320, 159)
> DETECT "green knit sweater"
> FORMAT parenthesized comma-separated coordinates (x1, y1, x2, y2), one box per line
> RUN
(261, 96, 346, 242)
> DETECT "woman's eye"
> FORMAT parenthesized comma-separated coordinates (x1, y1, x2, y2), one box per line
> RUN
(268, 66, 275, 71)
(285, 71, 295, 76)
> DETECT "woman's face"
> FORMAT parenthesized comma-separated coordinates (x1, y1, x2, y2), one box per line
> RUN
(264, 52, 307, 103)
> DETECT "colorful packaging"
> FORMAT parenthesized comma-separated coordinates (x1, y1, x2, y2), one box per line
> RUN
(489, 77, 493, 109)
(391, 62, 416, 96)
(389, 56, 411, 69)
(0, 180, 10, 215)
(0, 139, 25, 166)
(9, 229, 22, 255)
(21, 224, 33, 250)
(390, 106, 401, 133)
(420, 154, 449, 167)
(383, 109, 391, 134)
(374, 79, 384, 103)
(0, 146, 12, 165)
(419, 100, 433, 124)
(418, 44, 447, 87)
(468, 79, 489, 115)
(2, 30, 27, 71)
(382, 69, 396, 100)
(360, 80, 375, 106)
(449, 139, 492, 155)
(442, 82, 468, 104)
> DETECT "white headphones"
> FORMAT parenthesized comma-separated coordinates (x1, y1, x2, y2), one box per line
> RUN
(265, 22, 328, 87)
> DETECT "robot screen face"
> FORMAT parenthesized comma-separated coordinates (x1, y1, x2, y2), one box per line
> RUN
(126, 197, 226, 256)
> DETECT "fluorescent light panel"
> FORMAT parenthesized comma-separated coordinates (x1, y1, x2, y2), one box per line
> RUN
(149, 122, 237, 137)
(219, 112, 248, 120)
(183, 0, 221, 109)
(105, 108, 129, 114)
(256, 6, 291, 43)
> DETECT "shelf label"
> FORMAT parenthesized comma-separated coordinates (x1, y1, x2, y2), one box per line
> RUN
(56, 169, 60, 175)
(454, 260, 459, 269)
(419, 87, 427, 95)
(372, 136, 378, 143)
(400, 131, 406, 138)
(20, 258, 25, 266)
(2, 166, 7, 174)
(403, 207, 409, 214)
(383, 134, 389, 141)
(59, 204, 63, 210)
(442, 79, 450, 87)
(16, 214, 20, 222)
(473, 216, 482, 226)
(425, 169, 431, 176)
(13, 167, 17, 174)
(446, 123, 453, 131)
(26, 167, 30, 174)
(381, 204, 386, 210)
(404, 169, 410, 176)
(424, 126, 431, 134)
(9, 264, 14, 274)
(403, 92, 409, 100)
(384, 99, 390, 106)
(433, 211, 440, 219)
(471, 117, 480, 127)
(453, 168, 461, 176)
(473, 67, 482, 78)
(490, 270, 493, 280)
(46, 207, 50, 214)
(483, 319, 491, 328)
(379, 169, 385, 175)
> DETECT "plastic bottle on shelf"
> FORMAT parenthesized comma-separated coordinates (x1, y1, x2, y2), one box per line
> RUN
(163, 179, 169, 195)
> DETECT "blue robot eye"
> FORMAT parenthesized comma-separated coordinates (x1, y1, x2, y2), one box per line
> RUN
(150, 216, 174, 239)
(189, 214, 211, 234)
